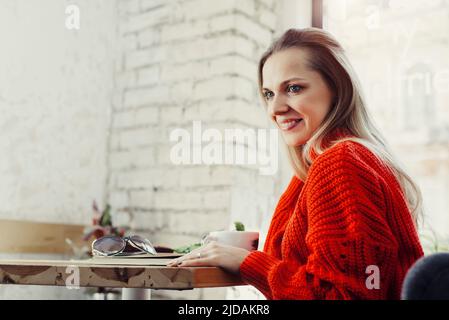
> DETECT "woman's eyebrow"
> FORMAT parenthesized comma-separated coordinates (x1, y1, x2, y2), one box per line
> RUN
(262, 77, 306, 91)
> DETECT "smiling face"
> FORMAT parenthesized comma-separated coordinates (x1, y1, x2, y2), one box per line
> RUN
(262, 48, 334, 147)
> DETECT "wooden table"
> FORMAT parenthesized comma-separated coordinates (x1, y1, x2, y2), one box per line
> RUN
(0, 254, 245, 299)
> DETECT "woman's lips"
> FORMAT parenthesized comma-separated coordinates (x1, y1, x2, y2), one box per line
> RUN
(278, 119, 303, 131)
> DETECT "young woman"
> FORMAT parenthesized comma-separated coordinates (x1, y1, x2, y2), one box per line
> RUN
(167, 28, 424, 300)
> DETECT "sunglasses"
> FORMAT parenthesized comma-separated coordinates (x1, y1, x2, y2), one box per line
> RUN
(92, 235, 157, 257)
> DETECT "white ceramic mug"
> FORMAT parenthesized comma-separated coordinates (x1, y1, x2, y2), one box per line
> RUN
(202, 231, 259, 251)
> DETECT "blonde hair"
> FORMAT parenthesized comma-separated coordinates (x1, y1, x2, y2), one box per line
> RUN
(258, 28, 423, 226)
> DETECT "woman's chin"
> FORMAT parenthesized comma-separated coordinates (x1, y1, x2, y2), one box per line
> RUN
(281, 128, 309, 147)
(284, 137, 307, 147)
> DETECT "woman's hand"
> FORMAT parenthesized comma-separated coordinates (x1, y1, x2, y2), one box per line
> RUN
(166, 241, 251, 275)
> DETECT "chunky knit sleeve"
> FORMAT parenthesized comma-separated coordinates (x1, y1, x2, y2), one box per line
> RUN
(240, 142, 401, 299)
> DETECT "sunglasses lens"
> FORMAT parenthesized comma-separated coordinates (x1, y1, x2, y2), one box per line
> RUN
(93, 236, 125, 255)
(129, 235, 157, 255)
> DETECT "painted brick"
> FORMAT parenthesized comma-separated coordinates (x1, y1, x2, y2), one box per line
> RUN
(137, 28, 161, 48)
(120, 33, 138, 52)
(140, 0, 166, 12)
(160, 107, 185, 126)
(181, 0, 236, 21)
(208, 14, 235, 33)
(116, 168, 162, 189)
(167, 210, 229, 234)
(118, 127, 161, 149)
(109, 147, 156, 169)
(169, 35, 237, 63)
(161, 20, 209, 42)
(259, 8, 277, 30)
(125, 47, 167, 70)
(168, 82, 195, 107)
(208, 55, 257, 79)
(131, 210, 166, 231)
(118, 0, 140, 15)
(121, 6, 170, 34)
(115, 71, 137, 91)
(113, 210, 133, 226)
(108, 190, 129, 208)
(193, 76, 235, 100)
(178, 167, 211, 187)
(153, 190, 203, 210)
(123, 86, 170, 108)
(113, 107, 159, 129)
(202, 189, 230, 209)
(129, 189, 154, 208)
(160, 61, 208, 82)
(235, 14, 273, 46)
(210, 166, 234, 185)
(137, 65, 160, 86)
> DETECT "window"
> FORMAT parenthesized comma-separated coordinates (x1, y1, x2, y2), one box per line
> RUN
(323, 0, 449, 242)
(401, 63, 435, 131)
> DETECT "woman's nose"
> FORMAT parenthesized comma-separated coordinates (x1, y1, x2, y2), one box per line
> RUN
(269, 95, 290, 117)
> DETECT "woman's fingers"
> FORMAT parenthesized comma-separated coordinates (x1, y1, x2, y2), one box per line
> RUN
(170, 251, 205, 265)
(166, 241, 218, 267)
(167, 247, 206, 266)
(201, 235, 218, 246)
(178, 257, 216, 267)
(183, 251, 205, 262)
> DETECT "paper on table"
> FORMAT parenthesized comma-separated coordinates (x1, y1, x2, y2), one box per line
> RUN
(87, 258, 173, 266)
(88, 251, 187, 266)
(93, 252, 183, 259)
(88, 253, 183, 266)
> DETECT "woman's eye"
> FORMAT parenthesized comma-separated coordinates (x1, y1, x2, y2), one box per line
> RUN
(287, 84, 302, 93)
(264, 91, 274, 100)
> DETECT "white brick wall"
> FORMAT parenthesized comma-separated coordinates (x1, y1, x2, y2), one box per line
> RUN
(110, 0, 281, 300)
(124, 86, 170, 108)
(0, 0, 287, 300)
(0, 0, 118, 299)
(0, 0, 116, 224)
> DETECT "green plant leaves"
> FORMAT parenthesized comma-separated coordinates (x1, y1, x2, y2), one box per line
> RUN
(99, 204, 112, 227)
(234, 221, 245, 231)
(173, 243, 202, 254)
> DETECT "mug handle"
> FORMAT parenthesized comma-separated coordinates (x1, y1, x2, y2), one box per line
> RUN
(200, 233, 217, 246)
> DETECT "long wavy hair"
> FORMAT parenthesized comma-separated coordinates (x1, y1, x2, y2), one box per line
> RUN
(258, 28, 423, 226)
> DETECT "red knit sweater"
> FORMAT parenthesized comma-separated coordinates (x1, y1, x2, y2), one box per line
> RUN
(239, 128, 424, 300)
